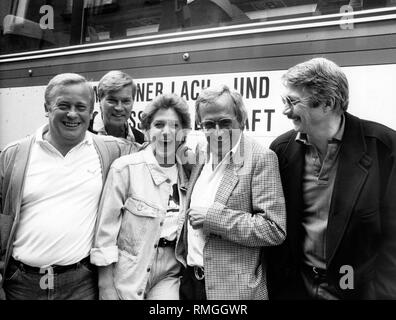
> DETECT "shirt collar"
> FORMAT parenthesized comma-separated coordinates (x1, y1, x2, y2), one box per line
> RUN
(95, 116, 136, 142)
(296, 114, 345, 145)
(36, 124, 92, 146)
(141, 145, 174, 186)
(207, 132, 243, 166)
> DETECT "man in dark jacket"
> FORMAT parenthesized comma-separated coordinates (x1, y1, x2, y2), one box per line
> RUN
(268, 57, 396, 299)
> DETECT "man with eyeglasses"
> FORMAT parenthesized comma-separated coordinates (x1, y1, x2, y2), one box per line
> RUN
(90, 70, 145, 144)
(268, 57, 396, 300)
(175, 85, 286, 300)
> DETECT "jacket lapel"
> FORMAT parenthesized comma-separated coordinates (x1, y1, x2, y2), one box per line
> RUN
(326, 113, 372, 266)
(214, 135, 245, 205)
(177, 163, 189, 194)
(175, 159, 203, 265)
(185, 162, 205, 208)
(280, 133, 305, 261)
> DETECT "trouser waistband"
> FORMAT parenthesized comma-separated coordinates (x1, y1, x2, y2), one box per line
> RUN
(9, 256, 91, 274)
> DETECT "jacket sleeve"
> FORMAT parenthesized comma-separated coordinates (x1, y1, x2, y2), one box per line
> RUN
(202, 150, 286, 247)
(0, 150, 4, 215)
(90, 163, 128, 266)
(0, 145, 18, 270)
(0, 151, 5, 292)
(375, 146, 396, 299)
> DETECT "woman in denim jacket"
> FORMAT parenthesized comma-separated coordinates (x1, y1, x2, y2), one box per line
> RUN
(90, 93, 192, 300)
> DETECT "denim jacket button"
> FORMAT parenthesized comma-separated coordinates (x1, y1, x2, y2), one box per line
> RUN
(137, 290, 143, 296)
(137, 204, 143, 211)
(147, 268, 151, 272)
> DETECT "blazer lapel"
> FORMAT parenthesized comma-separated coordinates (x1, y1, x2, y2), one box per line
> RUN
(326, 113, 372, 266)
(186, 162, 205, 208)
(175, 159, 204, 261)
(215, 161, 242, 205)
(281, 133, 305, 261)
(214, 134, 246, 205)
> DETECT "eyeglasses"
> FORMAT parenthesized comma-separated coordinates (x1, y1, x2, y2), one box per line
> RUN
(281, 95, 301, 108)
(281, 95, 310, 108)
(199, 118, 234, 131)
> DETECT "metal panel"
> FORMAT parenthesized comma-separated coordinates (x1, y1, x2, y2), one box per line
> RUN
(1, 30, 396, 88)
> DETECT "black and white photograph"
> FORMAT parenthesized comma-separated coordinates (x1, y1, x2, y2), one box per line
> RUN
(0, 0, 396, 316)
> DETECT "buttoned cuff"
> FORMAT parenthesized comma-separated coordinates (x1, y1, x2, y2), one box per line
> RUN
(90, 246, 118, 266)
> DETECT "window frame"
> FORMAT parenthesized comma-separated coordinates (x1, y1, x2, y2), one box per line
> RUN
(1, 5, 396, 63)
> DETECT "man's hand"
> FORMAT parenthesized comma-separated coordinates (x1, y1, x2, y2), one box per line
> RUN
(176, 141, 195, 165)
(188, 207, 208, 229)
(98, 266, 119, 300)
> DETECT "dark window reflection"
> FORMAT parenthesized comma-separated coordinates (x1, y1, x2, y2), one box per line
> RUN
(1, 0, 395, 55)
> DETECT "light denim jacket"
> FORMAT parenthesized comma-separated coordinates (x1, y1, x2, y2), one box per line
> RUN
(90, 145, 188, 300)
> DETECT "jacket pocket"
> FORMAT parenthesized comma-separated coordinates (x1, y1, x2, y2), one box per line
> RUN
(238, 269, 263, 300)
(123, 197, 158, 218)
(0, 213, 14, 254)
(117, 197, 159, 257)
(355, 207, 378, 219)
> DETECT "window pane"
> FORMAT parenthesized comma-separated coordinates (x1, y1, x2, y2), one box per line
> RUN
(1, 0, 76, 54)
(1, 0, 395, 55)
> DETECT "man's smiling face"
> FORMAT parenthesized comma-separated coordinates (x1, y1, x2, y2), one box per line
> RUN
(46, 83, 93, 148)
(282, 84, 327, 135)
(101, 85, 133, 128)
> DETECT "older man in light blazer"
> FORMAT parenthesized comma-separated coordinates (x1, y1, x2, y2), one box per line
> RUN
(175, 85, 286, 300)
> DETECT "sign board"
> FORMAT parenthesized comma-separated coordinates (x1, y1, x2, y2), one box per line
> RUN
(105, 71, 291, 148)
(1, 65, 396, 150)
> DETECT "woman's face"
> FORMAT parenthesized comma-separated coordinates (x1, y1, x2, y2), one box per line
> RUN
(148, 108, 184, 165)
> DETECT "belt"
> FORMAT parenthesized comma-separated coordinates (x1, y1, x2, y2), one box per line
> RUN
(10, 256, 91, 274)
(302, 264, 327, 281)
(188, 265, 205, 281)
(158, 238, 176, 247)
